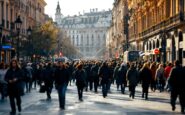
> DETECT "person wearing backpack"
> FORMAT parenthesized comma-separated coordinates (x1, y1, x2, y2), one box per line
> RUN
(75, 63, 87, 101)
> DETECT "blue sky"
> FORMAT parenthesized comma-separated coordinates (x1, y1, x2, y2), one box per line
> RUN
(45, 0, 114, 20)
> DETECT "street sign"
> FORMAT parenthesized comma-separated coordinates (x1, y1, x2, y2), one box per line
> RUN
(154, 48, 160, 55)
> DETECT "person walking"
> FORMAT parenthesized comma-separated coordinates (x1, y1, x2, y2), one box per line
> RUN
(117, 63, 127, 94)
(113, 63, 120, 90)
(126, 63, 139, 99)
(43, 63, 54, 100)
(150, 62, 157, 92)
(168, 60, 185, 113)
(91, 62, 100, 93)
(139, 63, 152, 100)
(156, 64, 165, 92)
(98, 62, 110, 98)
(75, 63, 87, 101)
(4, 59, 24, 115)
(54, 61, 70, 110)
(0, 63, 8, 100)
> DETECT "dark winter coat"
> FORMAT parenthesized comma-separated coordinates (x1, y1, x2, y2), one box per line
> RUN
(75, 69, 87, 88)
(98, 65, 110, 84)
(91, 65, 99, 81)
(126, 67, 139, 86)
(117, 65, 127, 85)
(4, 68, 24, 96)
(113, 66, 119, 81)
(43, 66, 54, 87)
(139, 67, 152, 87)
(54, 67, 70, 87)
(168, 66, 185, 91)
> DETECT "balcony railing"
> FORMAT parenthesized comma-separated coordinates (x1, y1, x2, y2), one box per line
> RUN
(140, 13, 182, 38)
(130, 13, 183, 40)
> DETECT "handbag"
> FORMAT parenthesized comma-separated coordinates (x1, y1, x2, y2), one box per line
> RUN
(39, 83, 46, 93)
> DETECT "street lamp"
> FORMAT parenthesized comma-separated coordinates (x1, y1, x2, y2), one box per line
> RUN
(15, 15, 22, 61)
(27, 26, 32, 60)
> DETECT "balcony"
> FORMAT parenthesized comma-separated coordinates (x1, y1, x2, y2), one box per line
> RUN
(138, 13, 183, 39)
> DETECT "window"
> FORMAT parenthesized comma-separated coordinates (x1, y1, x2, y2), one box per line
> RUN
(73, 35, 75, 45)
(92, 35, 94, 46)
(87, 35, 89, 45)
(77, 35, 79, 46)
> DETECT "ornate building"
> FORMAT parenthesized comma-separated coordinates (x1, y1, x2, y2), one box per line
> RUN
(55, 2, 112, 59)
(128, 0, 185, 65)
(106, 0, 129, 59)
(0, 0, 47, 63)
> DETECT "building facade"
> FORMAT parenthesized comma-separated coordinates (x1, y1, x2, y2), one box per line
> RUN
(0, 0, 47, 63)
(55, 2, 112, 59)
(128, 0, 185, 65)
(106, 0, 129, 59)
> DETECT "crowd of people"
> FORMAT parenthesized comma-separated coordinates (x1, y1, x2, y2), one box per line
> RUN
(0, 58, 185, 114)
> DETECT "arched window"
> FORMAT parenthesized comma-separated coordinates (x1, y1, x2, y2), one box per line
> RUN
(146, 42, 149, 50)
(81, 35, 83, 45)
(153, 40, 156, 49)
(76, 35, 79, 46)
(149, 41, 152, 50)
(156, 39, 160, 48)
(87, 35, 89, 45)
(92, 35, 94, 46)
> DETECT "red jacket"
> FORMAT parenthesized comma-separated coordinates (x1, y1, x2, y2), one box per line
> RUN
(165, 66, 172, 79)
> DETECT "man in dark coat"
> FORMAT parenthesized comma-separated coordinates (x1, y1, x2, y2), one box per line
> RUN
(98, 62, 110, 98)
(90, 62, 99, 93)
(117, 63, 127, 94)
(139, 63, 152, 100)
(43, 63, 54, 100)
(54, 61, 70, 110)
(126, 63, 139, 99)
(168, 60, 185, 113)
(5, 59, 24, 115)
(75, 63, 87, 101)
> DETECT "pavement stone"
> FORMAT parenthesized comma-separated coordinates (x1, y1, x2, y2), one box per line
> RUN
(0, 84, 183, 115)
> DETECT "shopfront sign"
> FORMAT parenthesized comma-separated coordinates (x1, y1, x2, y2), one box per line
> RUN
(2, 45, 12, 49)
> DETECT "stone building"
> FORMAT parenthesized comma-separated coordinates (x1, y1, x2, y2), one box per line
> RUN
(128, 0, 185, 65)
(106, 0, 129, 59)
(55, 2, 112, 59)
(0, 0, 47, 63)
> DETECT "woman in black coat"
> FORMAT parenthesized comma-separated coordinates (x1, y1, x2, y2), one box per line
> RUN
(139, 63, 152, 100)
(54, 61, 70, 110)
(98, 62, 110, 98)
(126, 63, 139, 99)
(75, 63, 86, 101)
(4, 59, 24, 114)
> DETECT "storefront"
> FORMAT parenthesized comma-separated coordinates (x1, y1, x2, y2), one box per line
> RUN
(0, 45, 15, 64)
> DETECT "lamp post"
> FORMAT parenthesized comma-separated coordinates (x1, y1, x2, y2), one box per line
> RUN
(15, 15, 22, 61)
(27, 26, 32, 60)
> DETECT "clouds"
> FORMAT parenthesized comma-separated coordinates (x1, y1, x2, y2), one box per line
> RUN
(45, 0, 114, 19)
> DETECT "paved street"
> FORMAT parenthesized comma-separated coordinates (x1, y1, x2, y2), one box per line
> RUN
(0, 84, 183, 115)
